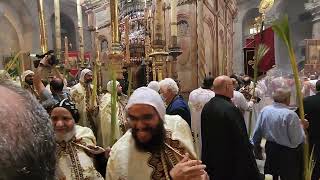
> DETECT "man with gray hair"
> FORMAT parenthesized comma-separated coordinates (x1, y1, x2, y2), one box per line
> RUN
(0, 80, 56, 179)
(159, 78, 191, 126)
(252, 88, 305, 180)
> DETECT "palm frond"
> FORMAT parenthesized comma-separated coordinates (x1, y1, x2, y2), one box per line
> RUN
(248, 44, 269, 136)
(5, 51, 24, 85)
(110, 66, 118, 145)
(272, 15, 311, 180)
(91, 61, 98, 107)
(253, 44, 269, 83)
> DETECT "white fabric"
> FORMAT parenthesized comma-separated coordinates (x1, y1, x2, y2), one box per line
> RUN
(310, 80, 318, 96)
(22, 70, 34, 82)
(232, 91, 253, 113)
(56, 125, 103, 180)
(106, 115, 196, 180)
(107, 80, 120, 93)
(188, 87, 215, 158)
(98, 93, 121, 148)
(147, 81, 160, 92)
(70, 83, 95, 128)
(79, 69, 92, 83)
(126, 87, 165, 121)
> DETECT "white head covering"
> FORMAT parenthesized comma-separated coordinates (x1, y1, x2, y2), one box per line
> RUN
(79, 69, 92, 83)
(107, 80, 120, 92)
(147, 81, 160, 92)
(22, 70, 34, 82)
(126, 87, 166, 121)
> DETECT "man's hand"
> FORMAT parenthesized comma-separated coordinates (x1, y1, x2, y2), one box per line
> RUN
(300, 118, 309, 130)
(170, 153, 206, 180)
(104, 146, 111, 158)
(39, 55, 50, 67)
(253, 145, 264, 160)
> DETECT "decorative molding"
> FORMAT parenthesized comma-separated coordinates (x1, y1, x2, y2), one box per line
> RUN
(177, 0, 195, 6)
(305, 1, 320, 22)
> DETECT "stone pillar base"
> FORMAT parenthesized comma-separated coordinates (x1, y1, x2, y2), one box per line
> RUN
(149, 51, 168, 81)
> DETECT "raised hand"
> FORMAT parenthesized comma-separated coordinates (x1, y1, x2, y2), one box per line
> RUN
(170, 153, 207, 180)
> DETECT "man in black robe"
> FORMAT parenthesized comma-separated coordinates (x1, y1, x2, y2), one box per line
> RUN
(201, 75, 262, 180)
(304, 80, 320, 180)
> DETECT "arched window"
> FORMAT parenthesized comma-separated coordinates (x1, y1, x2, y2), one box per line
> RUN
(101, 39, 108, 52)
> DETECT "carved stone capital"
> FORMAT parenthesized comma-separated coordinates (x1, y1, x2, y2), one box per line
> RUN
(305, 1, 320, 22)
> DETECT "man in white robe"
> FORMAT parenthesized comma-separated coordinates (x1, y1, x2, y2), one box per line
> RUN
(22, 70, 39, 98)
(98, 80, 128, 148)
(106, 87, 208, 180)
(231, 78, 253, 114)
(188, 77, 215, 158)
(70, 69, 98, 133)
(51, 98, 104, 180)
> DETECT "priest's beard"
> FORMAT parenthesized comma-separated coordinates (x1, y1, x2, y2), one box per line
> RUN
(55, 126, 76, 143)
(132, 120, 166, 153)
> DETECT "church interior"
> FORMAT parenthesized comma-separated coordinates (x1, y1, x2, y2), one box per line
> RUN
(0, 0, 319, 94)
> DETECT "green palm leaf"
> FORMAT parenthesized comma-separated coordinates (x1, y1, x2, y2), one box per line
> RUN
(5, 51, 24, 86)
(110, 66, 118, 145)
(272, 15, 311, 180)
(248, 44, 269, 136)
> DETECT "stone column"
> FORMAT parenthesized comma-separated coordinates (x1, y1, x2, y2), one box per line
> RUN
(196, 0, 205, 85)
(37, 0, 48, 53)
(149, 0, 168, 81)
(77, 0, 85, 67)
(54, 0, 61, 59)
(305, 1, 320, 38)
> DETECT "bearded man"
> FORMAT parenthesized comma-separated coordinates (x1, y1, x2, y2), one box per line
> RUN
(106, 87, 208, 180)
(51, 98, 105, 180)
(22, 70, 39, 98)
(70, 69, 98, 133)
(98, 80, 128, 148)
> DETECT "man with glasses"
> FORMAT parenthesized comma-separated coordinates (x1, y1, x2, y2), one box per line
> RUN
(106, 87, 208, 180)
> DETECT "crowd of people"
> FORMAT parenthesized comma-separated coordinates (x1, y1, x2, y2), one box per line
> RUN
(0, 55, 320, 180)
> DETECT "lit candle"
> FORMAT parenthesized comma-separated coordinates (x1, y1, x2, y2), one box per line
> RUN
(170, 0, 177, 37)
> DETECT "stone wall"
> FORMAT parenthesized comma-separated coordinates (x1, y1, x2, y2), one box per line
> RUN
(233, 0, 312, 74)
(0, 0, 92, 69)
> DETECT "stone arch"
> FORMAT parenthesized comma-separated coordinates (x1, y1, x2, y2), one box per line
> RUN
(98, 35, 108, 52)
(0, 0, 34, 53)
(241, 7, 259, 46)
(50, 12, 77, 51)
(176, 13, 191, 66)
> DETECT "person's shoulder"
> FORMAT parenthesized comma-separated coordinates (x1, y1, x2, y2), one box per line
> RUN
(304, 93, 320, 102)
(109, 131, 134, 157)
(164, 115, 196, 157)
(164, 114, 188, 128)
(70, 83, 81, 92)
(260, 104, 273, 112)
(101, 92, 112, 99)
(172, 96, 188, 107)
(75, 125, 96, 145)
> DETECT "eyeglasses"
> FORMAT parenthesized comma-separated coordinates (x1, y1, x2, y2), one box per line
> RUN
(127, 113, 156, 122)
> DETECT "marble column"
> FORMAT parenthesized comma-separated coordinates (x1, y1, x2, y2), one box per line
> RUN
(305, 1, 320, 38)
